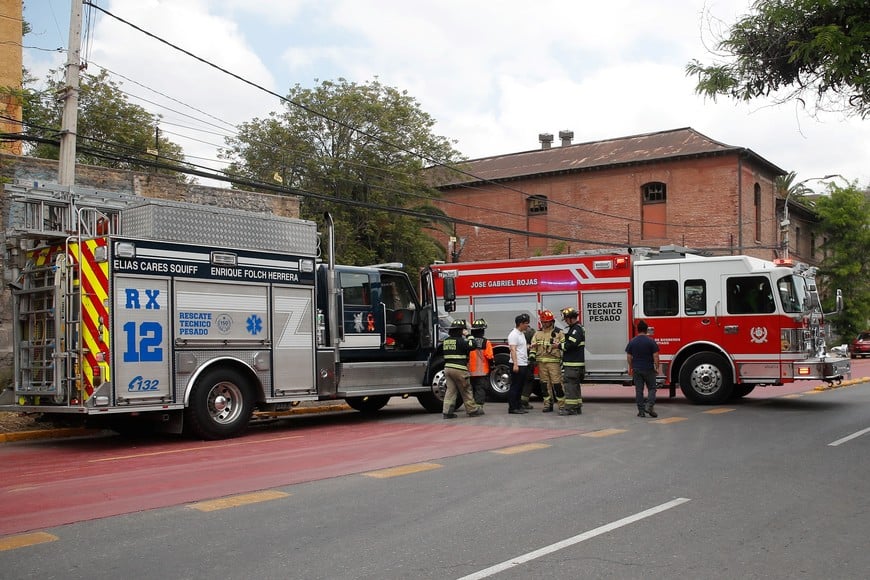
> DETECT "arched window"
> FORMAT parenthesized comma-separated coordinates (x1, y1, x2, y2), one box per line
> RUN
(641, 182, 667, 239)
(527, 195, 548, 250)
(754, 183, 762, 242)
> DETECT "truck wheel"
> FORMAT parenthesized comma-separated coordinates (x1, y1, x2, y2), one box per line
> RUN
(730, 384, 756, 399)
(678, 352, 734, 404)
(418, 358, 464, 412)
(486, 353, 511, 402)
(346, 395, 390, 413)
(184, 367, 253, 440)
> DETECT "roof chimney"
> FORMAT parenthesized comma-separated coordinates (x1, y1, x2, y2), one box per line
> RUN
(559, 130, 574, 147)
(539, 133, 553, 149)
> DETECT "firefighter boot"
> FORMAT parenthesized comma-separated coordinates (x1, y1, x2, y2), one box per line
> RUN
(443, 405, 458, 419)
(645, 403, 658, 418)
(542, 401, 554, 413)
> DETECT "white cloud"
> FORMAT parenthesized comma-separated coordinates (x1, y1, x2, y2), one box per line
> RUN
(21, 0, 870, 187)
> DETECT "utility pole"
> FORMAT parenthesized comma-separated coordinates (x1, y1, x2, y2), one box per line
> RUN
(58, 0, 84, 187)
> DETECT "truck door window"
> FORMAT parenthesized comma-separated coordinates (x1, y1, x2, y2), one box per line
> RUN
(642, 280, 678, 317)
(340, 272, 372, 306)
(684, 279, 706, 315)
(381, 273, 417, 310)
(726, 276, 775, 314)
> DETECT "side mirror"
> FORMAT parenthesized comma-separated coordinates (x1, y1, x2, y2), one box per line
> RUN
(443, 277, 456, 313)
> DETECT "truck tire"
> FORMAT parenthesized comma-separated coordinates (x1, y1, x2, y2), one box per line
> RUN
(678, 352, 734, 404)
(184, 367, 254, 440)
(486, 353, 512, 402)
(418, 358, 446, 413)
(346, 395, 390, 413)
(418, 358, 465, 412)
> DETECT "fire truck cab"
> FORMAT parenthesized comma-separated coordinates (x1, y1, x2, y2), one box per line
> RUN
(428, 247, 850, 404)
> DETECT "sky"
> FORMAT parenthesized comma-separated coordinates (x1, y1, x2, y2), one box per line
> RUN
(20, 0, 870, 192)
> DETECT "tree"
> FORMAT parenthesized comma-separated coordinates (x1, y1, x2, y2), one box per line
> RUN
(21, 69, 188, 175)
(222, 78, 462, 270)
(686, 0, 870, 118)
(813, 184, 870, 339)
(775, 171, 814, 200)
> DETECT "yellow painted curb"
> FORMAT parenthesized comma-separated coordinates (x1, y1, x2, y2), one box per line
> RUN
(1, 404, 352, 443)
(0, 427, 100, 443)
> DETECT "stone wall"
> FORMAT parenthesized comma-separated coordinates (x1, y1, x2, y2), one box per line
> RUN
(0, 153, 302, 371)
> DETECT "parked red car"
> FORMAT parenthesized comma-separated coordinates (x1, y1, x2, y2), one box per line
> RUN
(851, 331, 870, 358)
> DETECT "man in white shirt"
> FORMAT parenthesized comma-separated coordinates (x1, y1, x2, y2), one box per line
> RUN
(508, 313, 531, 414)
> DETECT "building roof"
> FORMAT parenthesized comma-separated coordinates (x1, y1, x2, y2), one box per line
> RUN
(431, 127, 786, 189)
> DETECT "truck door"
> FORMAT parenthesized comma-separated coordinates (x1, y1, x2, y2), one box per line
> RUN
(720, 274, 780, 364)
(113, 276, 173, 404)
(581, 290, 630, 377)
(338, 270, 381, 349)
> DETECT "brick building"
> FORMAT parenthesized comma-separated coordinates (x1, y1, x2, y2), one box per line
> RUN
(429, 127, 797, 263)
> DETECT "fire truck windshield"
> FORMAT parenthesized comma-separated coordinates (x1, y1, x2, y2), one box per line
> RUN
(777, 274, 812, 314)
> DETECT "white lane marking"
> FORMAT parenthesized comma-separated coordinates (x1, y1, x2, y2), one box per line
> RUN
(457, 497, 691, 579)
(828, 427, 870, 447)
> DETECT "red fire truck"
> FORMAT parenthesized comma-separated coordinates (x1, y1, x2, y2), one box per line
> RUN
(428, 247, 850, 404)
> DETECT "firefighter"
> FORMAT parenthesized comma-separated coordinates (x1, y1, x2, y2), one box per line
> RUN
(529, 310, 564, 412)
(559, 306, 586, 415)
(442, 319, 484, 419)
(468, 319, 494, 410)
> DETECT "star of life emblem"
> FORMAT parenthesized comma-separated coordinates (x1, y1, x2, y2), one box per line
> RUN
(353, 312, 365, 332)
(750, 326, 768, 344)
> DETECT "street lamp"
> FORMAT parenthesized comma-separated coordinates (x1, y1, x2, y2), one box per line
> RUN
(781, 174, 843, 260)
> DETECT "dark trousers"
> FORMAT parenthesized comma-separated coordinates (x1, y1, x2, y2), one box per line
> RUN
(633, 368, 658, 409)
(509, 365, 529, 411)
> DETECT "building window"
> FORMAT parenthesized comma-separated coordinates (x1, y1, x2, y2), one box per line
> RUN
(810, 233, 817, 259)
(642, 182, 666, 203)
(642, 280, 678, 317)
(641, 182, 667, 239)
(795, 226, 801, 256)
(527, 195, 548, 250)
(754, 183, 762, 242)
(527, 195, 548, 215)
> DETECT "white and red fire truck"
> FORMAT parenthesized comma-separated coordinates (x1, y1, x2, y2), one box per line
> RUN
(427, 247, 850, 404)
(1, 181, 449, 439)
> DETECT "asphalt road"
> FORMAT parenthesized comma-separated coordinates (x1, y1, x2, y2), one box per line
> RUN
(1, 363, 868, 579)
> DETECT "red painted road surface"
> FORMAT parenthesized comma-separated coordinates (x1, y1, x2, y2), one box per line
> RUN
(0, 421, 580, 536)
(2, 356, 866, 538)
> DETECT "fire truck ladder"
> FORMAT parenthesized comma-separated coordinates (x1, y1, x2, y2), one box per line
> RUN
(6, 182, 131, 404)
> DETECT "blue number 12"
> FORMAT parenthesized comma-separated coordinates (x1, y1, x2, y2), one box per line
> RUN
(123, 321, 164, 362)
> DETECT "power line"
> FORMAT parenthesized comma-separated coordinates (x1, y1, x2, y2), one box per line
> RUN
(81, 1, 736, 232)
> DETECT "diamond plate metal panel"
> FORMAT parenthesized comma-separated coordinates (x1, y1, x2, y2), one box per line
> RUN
(121, 200, 318, 256)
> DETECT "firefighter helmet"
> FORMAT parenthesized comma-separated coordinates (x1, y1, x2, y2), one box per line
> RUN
(539, 310, 555, 323)
(472, 319, 487, 329)
(450, 319, 468, 330)
(561, 307, 579, 320)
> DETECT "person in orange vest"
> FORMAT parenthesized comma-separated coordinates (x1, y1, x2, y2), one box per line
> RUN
(468, 319, 494, 411)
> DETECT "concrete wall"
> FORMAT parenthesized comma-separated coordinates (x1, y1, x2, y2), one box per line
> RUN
(0, 153, 302, 371)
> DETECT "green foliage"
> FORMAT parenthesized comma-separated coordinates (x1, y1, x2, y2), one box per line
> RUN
(222, 78, 462, 271)
(21, 69, 188, 175)
(687, 0, 870, 117)
(814, 184, 870, 337)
